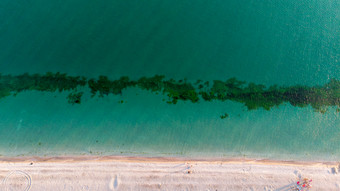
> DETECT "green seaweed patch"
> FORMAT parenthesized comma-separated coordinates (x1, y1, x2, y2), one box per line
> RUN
(0, 72, 87, 100)
(200, 78, 340, 112)
(194, 79, 202, 85)
(220, 113, 229, 119)
(163, 80, 199, 104)
(237, 83, 284, 111)
(88, 76, 136, 97)
(67, 92, 84, 105)
(137, 75, 165, 92)
(0, 72, 339, 114)
(136, 75, 199, 104)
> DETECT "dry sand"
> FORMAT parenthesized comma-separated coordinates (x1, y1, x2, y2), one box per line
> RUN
(0, 156, 340, 191)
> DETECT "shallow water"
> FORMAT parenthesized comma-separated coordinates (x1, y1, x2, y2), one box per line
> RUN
(0, 0, 339, 160)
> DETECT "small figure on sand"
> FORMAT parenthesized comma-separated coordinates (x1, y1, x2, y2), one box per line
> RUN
(292, 177, 312, 191)
(185, 163, 193, 174)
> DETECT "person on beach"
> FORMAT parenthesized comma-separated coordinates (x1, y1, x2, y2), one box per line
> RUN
(294, 178, 312, 191)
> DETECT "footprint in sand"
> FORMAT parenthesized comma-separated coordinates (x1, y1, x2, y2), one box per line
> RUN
(331, 167, 338, 174)
(109, 175, 119, 190)
(263, 185, 274, 191)
(293, 170, 302, 178)
(335, 182, 340, 188)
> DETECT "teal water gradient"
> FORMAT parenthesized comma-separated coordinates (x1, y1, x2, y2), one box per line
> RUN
(0, 0, 339, 160)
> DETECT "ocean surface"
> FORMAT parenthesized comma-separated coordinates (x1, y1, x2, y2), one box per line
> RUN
(0, 0, 339, 161)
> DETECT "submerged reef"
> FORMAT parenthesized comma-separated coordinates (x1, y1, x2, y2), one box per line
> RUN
(0, 72, 339, 114)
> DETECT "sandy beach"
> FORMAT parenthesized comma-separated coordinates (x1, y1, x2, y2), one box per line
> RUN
(0, 156, 340, 191)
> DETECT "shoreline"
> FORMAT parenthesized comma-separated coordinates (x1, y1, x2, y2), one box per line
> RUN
(0, 155, 338, 166)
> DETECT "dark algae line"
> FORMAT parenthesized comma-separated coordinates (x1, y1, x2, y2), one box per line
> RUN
(0, 72, 339, 114)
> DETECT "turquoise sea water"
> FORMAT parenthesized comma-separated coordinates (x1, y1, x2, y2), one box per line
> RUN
(0, 0, 339, 161)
